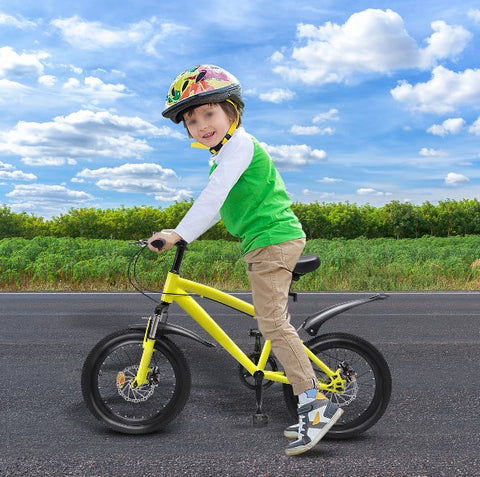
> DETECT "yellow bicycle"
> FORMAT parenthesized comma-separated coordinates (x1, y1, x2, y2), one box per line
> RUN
(82, 239, 391, 438)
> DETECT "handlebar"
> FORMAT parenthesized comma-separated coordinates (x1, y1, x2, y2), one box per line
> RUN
(129, 238, 188, 253)
(129, 238, 165, 249)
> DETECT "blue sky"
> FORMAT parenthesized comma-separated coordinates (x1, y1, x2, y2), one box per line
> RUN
(0, 1, 479, 218)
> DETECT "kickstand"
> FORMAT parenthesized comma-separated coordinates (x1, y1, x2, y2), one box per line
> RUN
(252, 370, 269, 427)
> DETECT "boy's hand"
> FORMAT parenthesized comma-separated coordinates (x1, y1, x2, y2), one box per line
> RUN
(147, 230, 182, 253)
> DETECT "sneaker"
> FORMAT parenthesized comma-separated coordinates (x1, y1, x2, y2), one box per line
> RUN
(285, 398, 343, 456)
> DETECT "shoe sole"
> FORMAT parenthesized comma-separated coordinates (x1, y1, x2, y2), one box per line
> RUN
(285, 408, 344, 456)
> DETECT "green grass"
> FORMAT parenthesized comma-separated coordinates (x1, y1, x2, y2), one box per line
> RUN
(1, 235, 480, 291)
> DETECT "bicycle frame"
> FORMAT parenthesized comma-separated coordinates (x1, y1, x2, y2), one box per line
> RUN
(132, 266, 343, 393)
(82, 240, 391, 437)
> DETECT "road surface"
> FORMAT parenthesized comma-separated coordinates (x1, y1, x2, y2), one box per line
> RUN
(1, 291, 479, 476)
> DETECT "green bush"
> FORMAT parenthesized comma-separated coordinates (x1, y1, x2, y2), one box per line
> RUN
(2, 198, 480, 241)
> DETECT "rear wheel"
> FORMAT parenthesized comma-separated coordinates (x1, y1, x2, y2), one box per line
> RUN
(82, 329, 191, 434)
(283, 332, 391, 439)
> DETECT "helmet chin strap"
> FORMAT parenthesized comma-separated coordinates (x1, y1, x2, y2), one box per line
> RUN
(190, 99, 239, 154)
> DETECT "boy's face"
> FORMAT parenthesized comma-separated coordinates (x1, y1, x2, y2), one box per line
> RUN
(183, 103, 233, 148)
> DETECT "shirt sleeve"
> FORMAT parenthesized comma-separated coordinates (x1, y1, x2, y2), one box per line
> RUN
(174, 130, 254, 243)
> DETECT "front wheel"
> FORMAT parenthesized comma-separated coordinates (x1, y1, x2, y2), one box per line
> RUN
(283, 332, 391, 439)
(81, 329, 191, 434)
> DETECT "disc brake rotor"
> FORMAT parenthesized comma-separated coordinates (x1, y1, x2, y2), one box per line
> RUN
(326, 361, 359, 407)
(328, 379, 359, 406)
(115, 365, 155, 403)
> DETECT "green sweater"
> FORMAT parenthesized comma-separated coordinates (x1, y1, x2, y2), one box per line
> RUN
(211, 137, 305, 255)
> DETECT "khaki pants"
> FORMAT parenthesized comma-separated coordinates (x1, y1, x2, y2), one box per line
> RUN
(244, 238, 318, 395)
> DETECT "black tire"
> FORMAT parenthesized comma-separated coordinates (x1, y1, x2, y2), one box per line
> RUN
(81, 329, 191, 434)
(283, 332, 391, 439)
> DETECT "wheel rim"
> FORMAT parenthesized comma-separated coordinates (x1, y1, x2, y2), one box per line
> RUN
(95, 339, 178, 424)
(283, 334, 391, 438)
(315, 345, 380, 429)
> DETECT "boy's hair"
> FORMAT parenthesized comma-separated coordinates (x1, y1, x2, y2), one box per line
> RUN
(182, 101, 243, 136)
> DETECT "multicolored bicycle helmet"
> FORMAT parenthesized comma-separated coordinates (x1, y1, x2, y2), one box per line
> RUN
(162, 65, 244, 124)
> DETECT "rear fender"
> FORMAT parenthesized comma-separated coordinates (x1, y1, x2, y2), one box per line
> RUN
(298, 293, 388, 336)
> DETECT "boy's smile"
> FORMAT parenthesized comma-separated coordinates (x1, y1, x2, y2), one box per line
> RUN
(184, 103, 233, 148)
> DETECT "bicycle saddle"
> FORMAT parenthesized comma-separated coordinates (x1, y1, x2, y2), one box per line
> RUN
(292, 254, 321, 281)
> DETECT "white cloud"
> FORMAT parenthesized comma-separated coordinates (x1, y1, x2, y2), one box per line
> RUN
(0, 78, 28, 96)
(0, 46, 49, 78)
(391, 66, 480, 113)
(302, 189, 335, 199)
(270, 51, 284, 62)
(291, 108, 338, 136)
(0, 13, 38, 30)
(357, 188, 392, 196)
(259, 88, 295, 103)
(51, 15, 188, 54)
(144, 21, 190, 56)
(427, 117, 465, 136)
(468, 117, 480, 136)
(75, 163, 192, 202)
(63, 76, 129, 102)
(273, 9, 471, 85)
(260, 142, 327, 170)
(422, 21, 472, 65)
(445, 172, 469, 186)
(38, 75, 57, 87)
(0, 163, 36, 181)
(21, 157, 77, 166)
(153, 190, 193, 202)
(468, 9, 480, 24)
(290, 125, 334, 135)
(0, 161, 14, 170)
(313, 109, 339, 123)
(64, 64, 83, 75)
(0, 109, 184, 164)
(0, 161, 40, 182)
(419, 147, 447, 157)
(6, 184, 94, 217)
(319, 177, 342, 183)
(51, 15, 144, 49)
(76, 162, 176, 191)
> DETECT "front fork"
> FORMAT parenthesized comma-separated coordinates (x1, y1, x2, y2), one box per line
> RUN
(131, 304, 169, 389)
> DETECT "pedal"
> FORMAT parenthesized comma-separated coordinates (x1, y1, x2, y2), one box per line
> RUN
(253, 413, 269, 427)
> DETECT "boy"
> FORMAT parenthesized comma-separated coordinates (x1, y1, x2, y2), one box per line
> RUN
(148, 65, 343, 455)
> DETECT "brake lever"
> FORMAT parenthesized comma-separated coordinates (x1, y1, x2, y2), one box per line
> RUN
(129, 239, 148, 247)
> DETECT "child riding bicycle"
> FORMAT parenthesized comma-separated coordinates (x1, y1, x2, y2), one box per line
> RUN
(147, 65, 343, 456)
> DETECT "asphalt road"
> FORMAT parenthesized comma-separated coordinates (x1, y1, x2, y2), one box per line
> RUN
(1, 291, 479, 477)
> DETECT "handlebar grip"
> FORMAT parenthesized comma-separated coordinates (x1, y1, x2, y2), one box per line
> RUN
(150, 239, 166, 250)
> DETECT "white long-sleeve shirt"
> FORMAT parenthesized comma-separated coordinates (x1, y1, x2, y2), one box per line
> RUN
(174, 127, 254, 243)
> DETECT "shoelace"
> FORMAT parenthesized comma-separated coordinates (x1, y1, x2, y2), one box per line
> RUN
(297, 414, 307, 437)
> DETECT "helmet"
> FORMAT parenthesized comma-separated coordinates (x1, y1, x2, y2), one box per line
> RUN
(162, 65, 243, 123)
